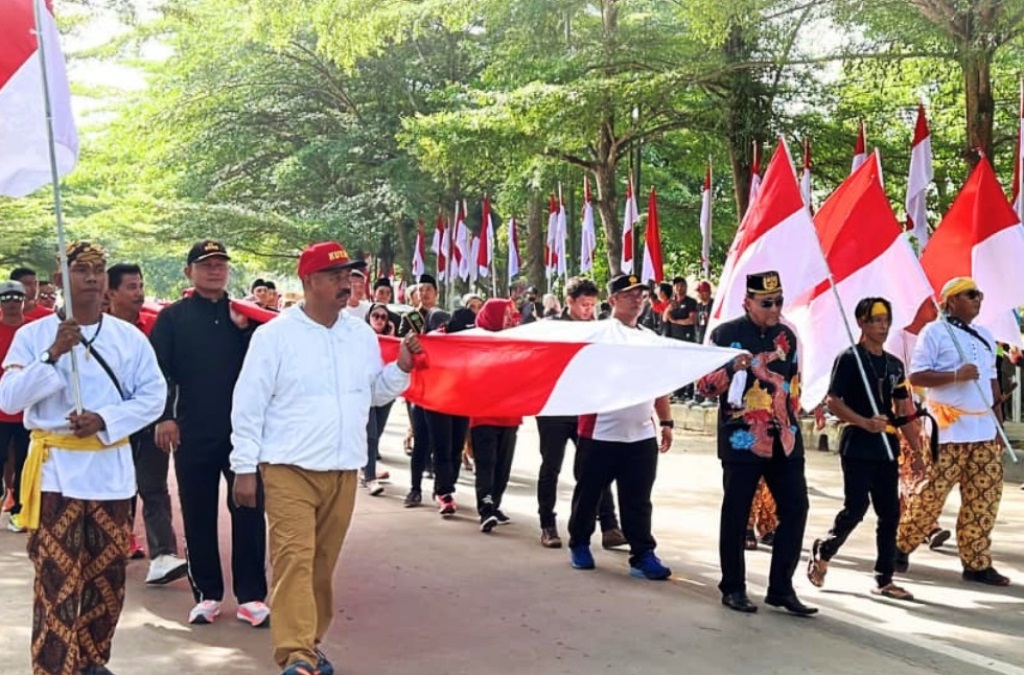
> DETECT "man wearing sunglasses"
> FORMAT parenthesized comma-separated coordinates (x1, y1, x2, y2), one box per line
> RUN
(37, 280, 57, 311)
(697, 271, 815, 616)
(895, 277, 1010, 586)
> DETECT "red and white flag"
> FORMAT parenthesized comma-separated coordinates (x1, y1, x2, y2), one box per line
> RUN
(851, 120, 867, 174)
(0, 0, 79, 197)
(545, 194, 559, 280)
(1012, 81, 1024, 224)
(707, 138, 830, 340)
(787, 151, 935, 406)
(641, 187, 664, 283)
(556, 193, 568, 279)
(699, 160, 713, 279)
(507, 216, 521, 282)
(478, 195, 493, 278)
(920, 157, 1024, 345)
(580, 176, 597, 273)
(800, 139, 813, 211)
(454, 201, 470, 281)
(748, 142, 762, 211)
(621, 175, 639, 274)
(906, 104, 934, 248)
(430, 213, 447, 280)
(412, 220, 426, 277)
(468, 235, 480, 285)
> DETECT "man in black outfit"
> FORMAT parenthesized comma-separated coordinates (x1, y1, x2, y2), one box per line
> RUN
(535, 276, 626, 550)
(150, 240, 269, 627)
(697, 271, 816, 616)
(806, 297, 921, 600)
(663, 277, 698, 401)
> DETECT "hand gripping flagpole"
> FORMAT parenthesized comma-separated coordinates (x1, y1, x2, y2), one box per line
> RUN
(935, 302, 1018, 463)
(32, 0, 82, 414)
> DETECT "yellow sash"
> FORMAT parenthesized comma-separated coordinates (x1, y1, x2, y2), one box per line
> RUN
(20, 430, 127, 530)
(927, 402, 988, 430)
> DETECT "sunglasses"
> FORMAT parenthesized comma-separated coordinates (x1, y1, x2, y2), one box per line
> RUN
(962, 289, 983, 300)
(757, 297, 784, 309)
(39, 292, 56, 299)
(0, 294, 24, 302)
(370, 312, 389, 320)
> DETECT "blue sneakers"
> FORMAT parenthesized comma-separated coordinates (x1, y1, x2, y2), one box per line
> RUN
(280, 662, 317, 675)
(316, 646, 335, 675)
(570, 545, 595, 570)
(629, 551, 671, 580)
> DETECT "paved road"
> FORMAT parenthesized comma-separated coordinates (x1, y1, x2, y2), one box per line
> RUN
(1, 406, 1022, 674)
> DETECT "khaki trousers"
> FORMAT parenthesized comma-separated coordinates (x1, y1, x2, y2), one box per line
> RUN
(896, 440, 1003, 571)
(261, 464, 357, 668)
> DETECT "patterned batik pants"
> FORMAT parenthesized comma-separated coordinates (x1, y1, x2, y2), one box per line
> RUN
(747, 478, 778, 537)
(27, 492, 131, 675)
(896, 441, 1003, 571)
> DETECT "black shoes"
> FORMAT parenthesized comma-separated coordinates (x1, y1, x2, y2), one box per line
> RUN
(765, 593, 818, 616)
(403, 489, 422, 508)
(721, 591, 758, 613)
(962, 567, 1010, 586)
(494, 509, 511, 525)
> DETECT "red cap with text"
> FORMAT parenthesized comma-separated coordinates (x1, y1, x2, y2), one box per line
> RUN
(297, 242, 367, 277)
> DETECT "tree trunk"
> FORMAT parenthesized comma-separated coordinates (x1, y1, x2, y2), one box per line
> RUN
(593, 163, 621, 275)
(525, 193, 546, 291)
(961, 46, 995, 165)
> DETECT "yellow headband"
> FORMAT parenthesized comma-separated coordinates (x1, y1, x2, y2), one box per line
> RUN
(64, 241, 108, 266)
(870, 301, 889, 318)
(939, 277, 977, 303)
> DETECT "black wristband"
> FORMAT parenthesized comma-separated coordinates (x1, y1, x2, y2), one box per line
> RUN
(659, 419, 675, 429)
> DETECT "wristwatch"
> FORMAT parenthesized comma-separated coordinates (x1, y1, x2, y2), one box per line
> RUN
(659, 419, 675, 429)
(38, 350, 55, 365)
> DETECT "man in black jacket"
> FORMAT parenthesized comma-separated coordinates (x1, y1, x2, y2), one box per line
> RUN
(150, 240, 269, 627)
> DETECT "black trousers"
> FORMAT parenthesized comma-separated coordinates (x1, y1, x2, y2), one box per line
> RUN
(364, 401, 395, 482)
(819, 457, 900, 587)
(409, 404, 431, 492)
(471, 425, 518, 517)
(719, 447, 808, 597)
(174, 439, 267, 604)
(0, 422, 29, 515)
(536, 417, 618, 530)
(568, 438, 659, 566)
(131, 426, 178, 558)
(424, 410, 468, 497)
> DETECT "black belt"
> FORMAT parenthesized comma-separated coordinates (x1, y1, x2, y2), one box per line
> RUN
(890, 405, 939, 462)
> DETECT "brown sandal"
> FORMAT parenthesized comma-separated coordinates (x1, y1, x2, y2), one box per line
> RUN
(872, 583, 914, 601)
(806, 539, 827, 588)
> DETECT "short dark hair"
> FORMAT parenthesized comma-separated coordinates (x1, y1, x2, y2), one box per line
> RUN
(251, 278, 267, 292)
(39, 279, 53, 286)
(671, 276, 687, 286)
(658, 282, 672, 299)
(565, 276, 599, 300)
(107, 263, 143, 290)
(10, 267, 35, 282)
(265, 281, 276, 291)
(854, 297, 892, 322)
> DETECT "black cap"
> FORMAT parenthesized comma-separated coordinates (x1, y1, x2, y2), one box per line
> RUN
(607, 273, 645, 295)
(250, 278, 267, 292)
(187, 240, 230, 265)
(374, 277, 392, 290)
(746, 271, 782, 295)
(417, 274, 437, 289)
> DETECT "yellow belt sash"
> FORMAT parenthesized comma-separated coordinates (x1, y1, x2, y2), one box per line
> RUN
(927, 402, 989, 430)
(20, 430, 128, 530)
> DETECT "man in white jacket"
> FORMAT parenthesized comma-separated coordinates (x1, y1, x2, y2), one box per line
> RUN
(230, 241, 422, 675)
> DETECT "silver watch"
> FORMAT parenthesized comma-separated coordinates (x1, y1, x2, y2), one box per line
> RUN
(38, 350, 55, 365)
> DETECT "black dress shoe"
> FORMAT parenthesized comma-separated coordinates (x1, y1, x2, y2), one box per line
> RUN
(721, 591, 758, 613)
(765, 593, 818, 616)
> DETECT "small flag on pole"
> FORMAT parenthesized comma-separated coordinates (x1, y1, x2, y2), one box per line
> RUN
(431, 212, 447, 280)
(545, 194, 558, 281)
(621, 175, 639, 274)
(641, 187, 664, 283)
(478, 195, 493, 278)
(906, 103, 934, 249)
(507, 216, 521, 282)
(748, 142, 762, 212)
(699, 160, 713, 280)
(851, 120, 867, 174)
(556, 188, 568, 279)
(580, 176, 597, 273)
(800, 139, 813, 211)
(412, 219, 426, 277)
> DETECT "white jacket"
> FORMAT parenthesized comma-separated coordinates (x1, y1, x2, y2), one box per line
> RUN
(230, 305, 409, 473)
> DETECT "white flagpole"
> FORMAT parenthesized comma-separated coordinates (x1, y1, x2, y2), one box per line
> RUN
(33, 0, 81, 413)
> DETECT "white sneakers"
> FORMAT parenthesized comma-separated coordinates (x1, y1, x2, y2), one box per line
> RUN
(236, 600, 271, 627)
(366, 480, 385, 496)
(188, 599, 270, 627)
(188, 600, 222, 625)
(145, 554, 189, 585)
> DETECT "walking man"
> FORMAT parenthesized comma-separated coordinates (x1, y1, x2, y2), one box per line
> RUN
(150, 240, 270, 626)
(895, 277, 1010, 586)
(697, 271, 816, 615)
(0, 242, 166, 675)
(0, 280, 31, 533)
(567, 274, 674, 580)
(231, 241, 421, 675)
(806, 297, 921, 600)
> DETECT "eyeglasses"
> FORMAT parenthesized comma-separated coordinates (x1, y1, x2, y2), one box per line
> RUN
(962, 289, 983, 300)
(370, 312, 388, 320)
(757, 297, 784, 309)
(0, 295, 24, 303)
(38, 292, 56, 299)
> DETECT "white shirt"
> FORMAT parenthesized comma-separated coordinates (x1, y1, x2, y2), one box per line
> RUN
(341, 300, 371, 321)
(578, 401, 657, 443)
(910, 319, 997, 444)
(230, 305, 410, 474)
(0, 314, 167, 499)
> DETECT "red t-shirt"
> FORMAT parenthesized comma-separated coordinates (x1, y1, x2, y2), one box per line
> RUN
(0, 321, 25, 423)
(24, 305, 53, 321)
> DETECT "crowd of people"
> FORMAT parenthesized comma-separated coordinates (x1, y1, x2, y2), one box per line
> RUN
(0, 239, 1017, 675)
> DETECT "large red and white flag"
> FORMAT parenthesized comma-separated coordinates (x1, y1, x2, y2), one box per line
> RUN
(431, 213, 447, 280)
(800, 139, 813, 210)
(748, 142, 762, 212)
(507, 216, 521, 282)
(787, 152, 935, 406)
(545, 194, 558, 281)
(1012, 81, 1024, 223)
(920, 157, 1024, 345)
(906, 104, 933, 249)
(0, 0, 79, 197)
(556, 191, 568, 278)
(412, 220, 426, 277)
(851, 120, 867, 174)
(641, 187, 664, 283)
(621, 175, 639, 274)
(707, 138, 830, 340)
(699, 160, 713, 278)
(580, 176, 597, 273)
(478, 195, 493, 278)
